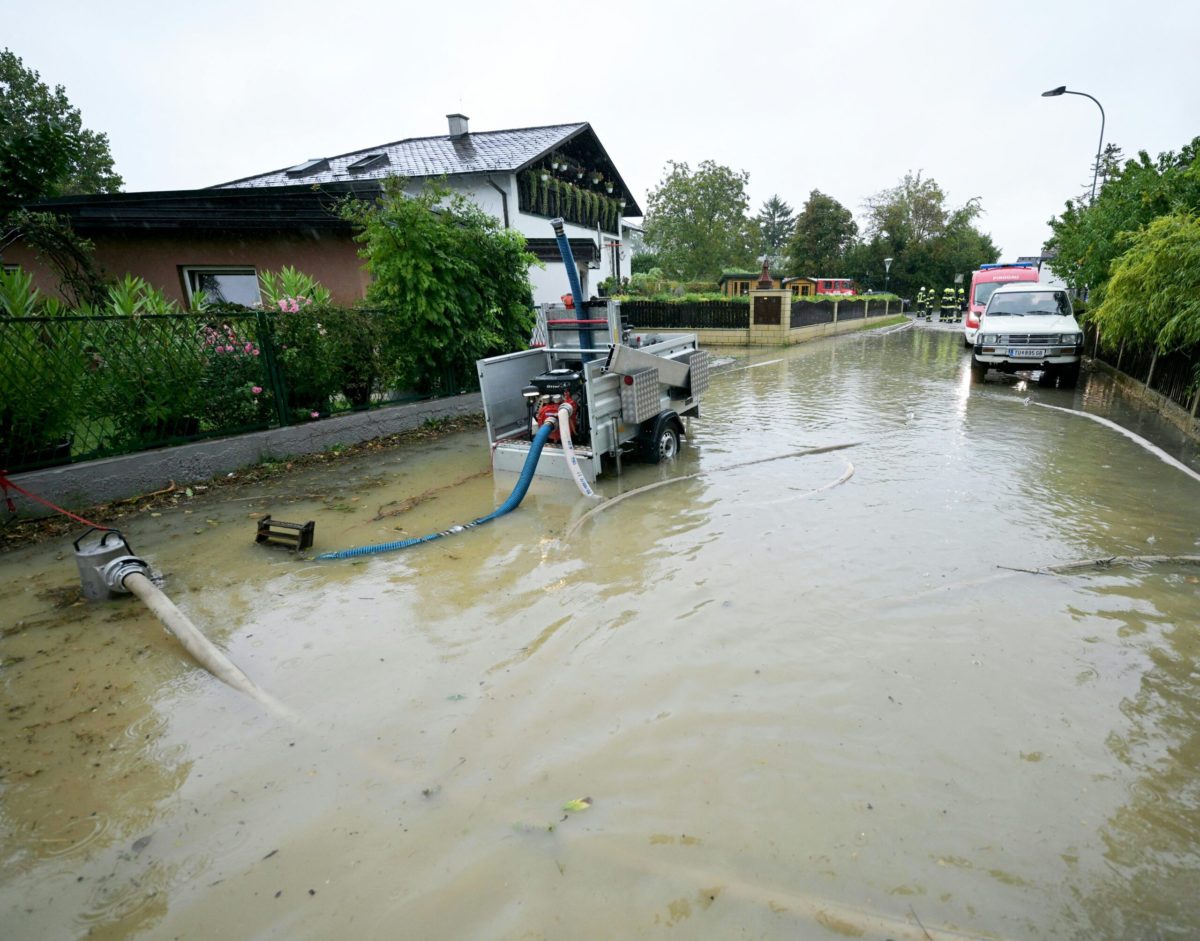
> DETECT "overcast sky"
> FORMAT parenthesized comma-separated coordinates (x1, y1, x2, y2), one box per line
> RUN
(6, 0, 1198, 261)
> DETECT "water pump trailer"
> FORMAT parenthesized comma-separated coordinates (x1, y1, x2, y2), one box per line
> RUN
(476, 299, 709, 483)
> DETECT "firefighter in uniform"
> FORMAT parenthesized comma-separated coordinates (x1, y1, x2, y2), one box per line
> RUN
(924, 287, 934, 321)
(956, 286, 966, 323)
(940, 287, 956, 322)
(917, 287, 927, 319)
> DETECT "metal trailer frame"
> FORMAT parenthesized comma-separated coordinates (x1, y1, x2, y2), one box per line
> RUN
(476, 300, 707, 482)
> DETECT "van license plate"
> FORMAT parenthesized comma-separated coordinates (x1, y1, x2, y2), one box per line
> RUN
(1009, 348, 1045, 357)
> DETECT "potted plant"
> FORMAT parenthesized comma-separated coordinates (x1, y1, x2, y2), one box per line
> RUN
(590, 171, 603, 186)
(605, 182, 614, 194)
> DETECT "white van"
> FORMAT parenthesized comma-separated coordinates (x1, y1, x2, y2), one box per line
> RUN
(970, 283, 1083, 387)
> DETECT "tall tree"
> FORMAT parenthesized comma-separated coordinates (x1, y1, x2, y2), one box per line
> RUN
(755, 195, 795, 262)
(862, 171, 952, 245)
(845, 172, 997, 295)
(1046, 138, 1200, 297)
(786, 189, 857, 276)
(643, 160, 756, 280)
(0, 48, 122, 214)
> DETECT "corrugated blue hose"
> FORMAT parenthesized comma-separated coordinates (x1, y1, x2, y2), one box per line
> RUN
(315, 421, 556, 560)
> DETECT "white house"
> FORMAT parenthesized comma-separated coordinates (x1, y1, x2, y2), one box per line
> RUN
(217, 114, 641, 305)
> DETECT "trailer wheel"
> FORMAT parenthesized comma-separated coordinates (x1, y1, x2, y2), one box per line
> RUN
(641, 415, 681, 464)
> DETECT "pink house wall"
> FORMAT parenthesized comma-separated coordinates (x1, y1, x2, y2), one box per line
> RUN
(5, 232, 371, 307)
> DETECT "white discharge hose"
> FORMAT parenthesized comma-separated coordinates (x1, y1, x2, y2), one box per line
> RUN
(123, 572, 292, 720)
(1022, 400, 1200, 485)
(558, 404, 598, 499)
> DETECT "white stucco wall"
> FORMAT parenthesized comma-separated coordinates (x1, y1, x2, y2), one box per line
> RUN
(408, 172, 629, 304)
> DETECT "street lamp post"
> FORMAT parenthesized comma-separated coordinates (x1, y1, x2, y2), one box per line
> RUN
(1041, 85, 1106, 204)
(883, 256, 893, 294)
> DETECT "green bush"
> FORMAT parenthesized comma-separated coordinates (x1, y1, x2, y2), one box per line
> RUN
(0, 271, 75, 466)
(344, 177, 537, 392)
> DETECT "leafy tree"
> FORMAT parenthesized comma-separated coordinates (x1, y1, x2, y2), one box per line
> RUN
(631, 251, 661, 274)
(755, 195, 795, 261)
(848, 172, 996, 296)
(344, 177, 537, 391)
(0, 50, 119, 304)
(862, 170, 959, 245)
(1046, 138, 1200, 298)
(786, 189, 857, 277)
(0, 48, 122, 212)
(0, 208, 109, 306)
(1090, 213, 1200, 354)
(643, 160, 756, 280)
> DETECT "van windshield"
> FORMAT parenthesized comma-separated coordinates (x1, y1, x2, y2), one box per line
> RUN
(986, 291, 1070, 317)
(974, 282, 1004, 306)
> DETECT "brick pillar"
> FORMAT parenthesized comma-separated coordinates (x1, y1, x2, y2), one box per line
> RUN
(749, 288, 792, 345)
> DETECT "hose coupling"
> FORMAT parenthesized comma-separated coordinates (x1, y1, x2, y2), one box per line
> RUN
(101, 555, 151, 593)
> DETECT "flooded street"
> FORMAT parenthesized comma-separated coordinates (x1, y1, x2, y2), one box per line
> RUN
(3, 323, 1199, 940)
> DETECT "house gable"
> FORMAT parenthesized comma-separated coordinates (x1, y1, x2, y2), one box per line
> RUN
(215, 121, 642, 217)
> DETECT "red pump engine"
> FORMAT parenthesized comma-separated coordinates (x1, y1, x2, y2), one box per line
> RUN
(525, 368, 588, 445)
(535, 390, 580, 443)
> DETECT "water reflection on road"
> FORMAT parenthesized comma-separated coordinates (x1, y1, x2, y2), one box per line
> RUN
(2, 324, 1198, 939)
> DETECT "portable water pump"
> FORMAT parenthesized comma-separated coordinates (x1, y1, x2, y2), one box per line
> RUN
(523, 368, 588, 444)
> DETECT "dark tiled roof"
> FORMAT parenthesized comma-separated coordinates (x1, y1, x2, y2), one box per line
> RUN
(27, 182, 379, 234)
(215, 123, 589, 189)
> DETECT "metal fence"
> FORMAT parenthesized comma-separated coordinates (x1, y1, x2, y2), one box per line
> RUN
(1087, 324, 1200, 414)
(0, 308, 473, 473)
(618, 300, 749, 330)
(790, 301, 835, 328)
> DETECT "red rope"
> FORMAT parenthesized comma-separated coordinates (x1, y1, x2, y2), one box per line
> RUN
(0, 473, 110, 530)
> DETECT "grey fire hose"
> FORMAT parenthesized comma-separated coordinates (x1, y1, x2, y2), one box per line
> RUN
(121, 571, 289, 717)
(73, 529, 290, 718)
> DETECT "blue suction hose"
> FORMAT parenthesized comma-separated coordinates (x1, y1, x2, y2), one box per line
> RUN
(316, 421, 557, 560)
(550, 217, 594, 363)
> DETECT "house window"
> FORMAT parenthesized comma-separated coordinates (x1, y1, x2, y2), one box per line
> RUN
(183, 266, 261, 308)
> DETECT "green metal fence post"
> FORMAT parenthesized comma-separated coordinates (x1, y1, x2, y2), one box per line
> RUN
(255, 310, 291, 427)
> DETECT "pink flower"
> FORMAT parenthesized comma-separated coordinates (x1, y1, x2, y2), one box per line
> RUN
(224, 344, 234, 353)
(278, 299, 288, 312)
(310, 411, 319, 419)
(252, 386, 263, 394)
(244, 342, 253, 352)
(252, 349, 260, 356)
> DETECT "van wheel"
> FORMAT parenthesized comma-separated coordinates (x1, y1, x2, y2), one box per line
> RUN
(1059, 362, 1080, 388)
(963, 335, 973, 348)
(970, 355, 987, 383)
(1038, 369, 1057, 387)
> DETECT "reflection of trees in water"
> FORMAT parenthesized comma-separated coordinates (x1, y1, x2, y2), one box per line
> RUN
(1074, 576, 1200, 937)
(0, 598, 192, 938)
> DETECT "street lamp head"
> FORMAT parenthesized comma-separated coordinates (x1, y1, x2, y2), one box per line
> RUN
(1042, 85, 1067, 97)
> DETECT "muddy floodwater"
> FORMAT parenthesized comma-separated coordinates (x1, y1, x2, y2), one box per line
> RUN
(3, 323, 1199, 940)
